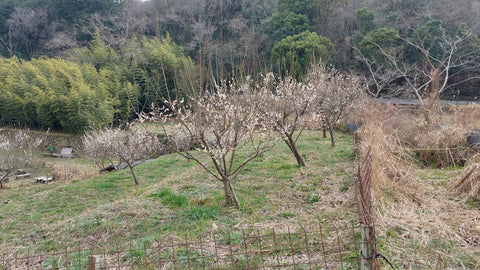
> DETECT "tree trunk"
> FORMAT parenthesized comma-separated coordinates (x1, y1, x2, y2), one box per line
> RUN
(0, 174, 7, 189)
(322, 124, 327, 138)
(128, 163, 139, 185)
(223, 180, 240, 209)
(329, 128, 336, 147)
(424, 67, 441, 125)
(284, 137, 305, 167)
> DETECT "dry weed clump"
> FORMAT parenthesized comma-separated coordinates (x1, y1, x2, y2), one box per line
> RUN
(408, 124, 471, 168)
(356, 101, 474, 168)
(355, 101, 478, 191)
(450, 155, 480, 199)
(356, 103, 419, 204)
(375, 177, 480, 268)
(447, 103, 480, 129)
(409, 104, 475, 167)
(357, 103, 480, 268)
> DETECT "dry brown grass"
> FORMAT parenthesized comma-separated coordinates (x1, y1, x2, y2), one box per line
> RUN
(375, 168, 480, 268)
(441, 104, 480, 197)
(48, 160, 99, 182)
(354, 102, 477, 168)
(0, 158, 98, 190)
(450, 156, 480, 199)
(355, 102, 480, 268)
(445, 103, 480, 129)
(355, 103, 419, 204)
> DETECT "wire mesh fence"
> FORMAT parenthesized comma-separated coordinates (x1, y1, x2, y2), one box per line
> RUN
(1, 223, 374, 269)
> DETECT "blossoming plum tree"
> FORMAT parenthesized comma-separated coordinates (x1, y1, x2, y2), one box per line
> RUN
(144, 78, 276, 209)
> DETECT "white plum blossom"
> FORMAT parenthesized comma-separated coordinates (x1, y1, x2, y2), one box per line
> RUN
(142, 79, 277, 208)
(83, 127, 161, 185)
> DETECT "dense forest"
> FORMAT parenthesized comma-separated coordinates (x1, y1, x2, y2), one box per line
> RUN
(1, 0, 480, 132)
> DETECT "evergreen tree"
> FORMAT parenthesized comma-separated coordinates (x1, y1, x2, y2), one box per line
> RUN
(271, 30, 334, 78)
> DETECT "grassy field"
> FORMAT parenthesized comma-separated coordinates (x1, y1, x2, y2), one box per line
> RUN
(1, 128, 479, 269)
(0, 131, 358, 255)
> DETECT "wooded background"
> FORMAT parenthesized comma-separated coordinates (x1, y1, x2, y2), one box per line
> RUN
(1, 0, 480, 132)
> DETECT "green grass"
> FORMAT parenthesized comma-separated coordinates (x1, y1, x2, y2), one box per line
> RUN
(0, 131, 364, 266)
(466, 197, 480, 210)
(149, 188, 189, 208)
(306, 194, 319, 204)
(1, 129, 478, 269)
(184, 205, 219, 221)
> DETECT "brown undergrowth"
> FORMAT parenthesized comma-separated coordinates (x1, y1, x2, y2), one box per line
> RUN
(355, 102, 480, 269)
(451, 154, 480, 199)
(355, 103, 419, 204)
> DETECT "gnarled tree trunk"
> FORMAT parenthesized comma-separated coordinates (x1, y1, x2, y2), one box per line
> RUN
(424, 67, 441, 125)
(329, 128, 336, 148)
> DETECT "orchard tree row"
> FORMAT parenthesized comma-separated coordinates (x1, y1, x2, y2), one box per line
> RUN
(2, 66, 363, 208)
(82, 66, 365, 208)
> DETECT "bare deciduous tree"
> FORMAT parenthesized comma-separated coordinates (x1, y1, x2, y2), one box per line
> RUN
(308, 67, 365, 147)
(0, 29, 16, 58)
(354, 24, 480, 104)
(81, 0, 152, 49)
(158, 0, 270, 85)
(83, 127, 161, 185)
(43, 31, 79, 56)
(260, 74, 317, 167)
(352, 45, 403, 98)
(6, 6, 53, 58)
(143, 79, 276, 209)
(0, 130, 44, 189)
